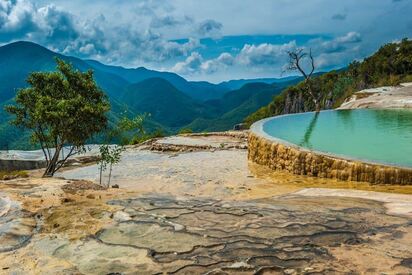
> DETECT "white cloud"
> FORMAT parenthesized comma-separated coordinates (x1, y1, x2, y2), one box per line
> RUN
(172, 52, 203, 75)
(336, 32, 362, 43)
(2, 0, 411, 81)
(172, 41, 298, 76)
(307, 32, 363, 69)
(237, 41, 297, 66)
(200, 52, 234, 73)
(0, 0, 219, 67)
(169, 32, 365, 77)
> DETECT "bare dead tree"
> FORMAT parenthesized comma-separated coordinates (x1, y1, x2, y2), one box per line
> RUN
(286, 48, 321, 112)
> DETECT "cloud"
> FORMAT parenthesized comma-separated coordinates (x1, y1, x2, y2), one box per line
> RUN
(336, 32, 362, 43)
(196, 19, 222, 38)
(172, 41, 297, 75)
(0, 0, 40, 39)
(331, 13, 347, 21)
(173, 51, 236, 75)
(0, 0, 409, 82)
(150, 15, 193, 29)
(172, 52, 203, 75)
(310, 32, 363, 69)
(0, 0, 218, 66)
(170, 32, 365, 77)
(311, 32, 362, 54)
(237, 41, 297, 66)
(200, 52, 235, 74)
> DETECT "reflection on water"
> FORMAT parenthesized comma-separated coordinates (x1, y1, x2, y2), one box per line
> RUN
(300, 112, 319, 147)
(263, 109, 412, 167)
(336, 109, 355, 129)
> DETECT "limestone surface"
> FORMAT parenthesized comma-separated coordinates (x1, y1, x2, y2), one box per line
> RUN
(0, 134, 411, 274)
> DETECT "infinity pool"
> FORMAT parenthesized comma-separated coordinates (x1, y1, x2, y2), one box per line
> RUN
(261, 109, 412, 168)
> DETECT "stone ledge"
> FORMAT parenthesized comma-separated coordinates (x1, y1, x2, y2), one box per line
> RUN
(0, 159, 46, 171)
(248, 132, 412, 185)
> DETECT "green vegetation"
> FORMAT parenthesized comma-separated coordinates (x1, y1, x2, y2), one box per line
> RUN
(0, 41, 298, 150)
(0, 170, 29, 180)
(110, 115, 147, 145)
(178, 128, 193, 135)
(129, 129, 166, 145)
(5, 59, 110, 177)
(245, 39, 412, 126)
(186, 82, 296, 131)
(98, 145, 124, 187)
(122, 78, 205, 128)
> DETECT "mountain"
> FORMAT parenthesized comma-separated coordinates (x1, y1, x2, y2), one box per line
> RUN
(122, 78, 208, 128)
(85, 60, 229, 101)
(217, 76, 301, 91)
(0, 41, 129, 102)
(185, 81, 296, 131)
(0, 41, 300, 149)
(0, 41, 228, 103)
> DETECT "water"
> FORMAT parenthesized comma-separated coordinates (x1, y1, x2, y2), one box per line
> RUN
(262, 109, 412, 168)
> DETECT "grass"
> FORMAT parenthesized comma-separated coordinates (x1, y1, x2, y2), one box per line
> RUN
(0, 170, 29, 180)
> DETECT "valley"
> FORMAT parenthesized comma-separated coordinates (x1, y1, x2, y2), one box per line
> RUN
(0, 41, 298, 150)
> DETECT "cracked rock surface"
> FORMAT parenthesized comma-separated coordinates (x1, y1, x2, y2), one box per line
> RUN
(0, 134, 411, 274)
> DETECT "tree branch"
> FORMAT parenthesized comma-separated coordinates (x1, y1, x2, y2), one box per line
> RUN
(308, 49, 315, 78)
(54, 146, 78, 173)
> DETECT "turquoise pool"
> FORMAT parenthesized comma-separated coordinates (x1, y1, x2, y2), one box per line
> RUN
(261, 109, 412, 168)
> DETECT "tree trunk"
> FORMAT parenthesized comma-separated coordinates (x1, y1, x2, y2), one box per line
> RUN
(315, 100, 321, 113)
(107, 163, 113, 188)
(99, 164, 103, 186)
(42, 146, 62, 177)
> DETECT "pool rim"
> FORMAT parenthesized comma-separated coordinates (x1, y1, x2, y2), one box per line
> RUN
(250, 109, 412, 171)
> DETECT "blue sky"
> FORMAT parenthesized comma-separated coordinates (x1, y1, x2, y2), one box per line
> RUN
(1, 0, 411, 82)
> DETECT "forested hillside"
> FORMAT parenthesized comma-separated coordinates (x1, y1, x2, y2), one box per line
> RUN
(245, 39, 412, 126)
(0, 41, 298, 149)
(186, 81, 297, 131)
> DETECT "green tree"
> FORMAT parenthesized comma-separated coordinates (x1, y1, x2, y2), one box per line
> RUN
(118, 115, 146, 143)
(5, 59, 110, 177)
(98, 145, 124, 187)
(96, 114, 147, 187)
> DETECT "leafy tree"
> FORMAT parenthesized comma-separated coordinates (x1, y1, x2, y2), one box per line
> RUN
(117, 115, 146, 144)
(5, 59, 110, 177)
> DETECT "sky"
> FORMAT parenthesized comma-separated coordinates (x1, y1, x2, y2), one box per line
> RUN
(0, 0, 411, 82)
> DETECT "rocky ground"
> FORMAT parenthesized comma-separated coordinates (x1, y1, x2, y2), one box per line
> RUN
(339, 83, 412, 109)
(0, 133, 411, 274)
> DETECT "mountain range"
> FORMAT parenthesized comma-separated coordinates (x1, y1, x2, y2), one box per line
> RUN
(0, 41, 300, 149)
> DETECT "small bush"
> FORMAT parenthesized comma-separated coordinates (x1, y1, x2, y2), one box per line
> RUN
(178, 128, 193, 135)
(130, 129, 166, 145)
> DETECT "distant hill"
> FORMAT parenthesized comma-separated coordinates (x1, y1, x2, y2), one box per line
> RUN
(0, 41, 299, 149)
(185, 81, 297, 131)
(217, 76, 301, 91)
(85, 60, 229, 101)
(0, 41, 129, 102)
(122, 78, 208, 128)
